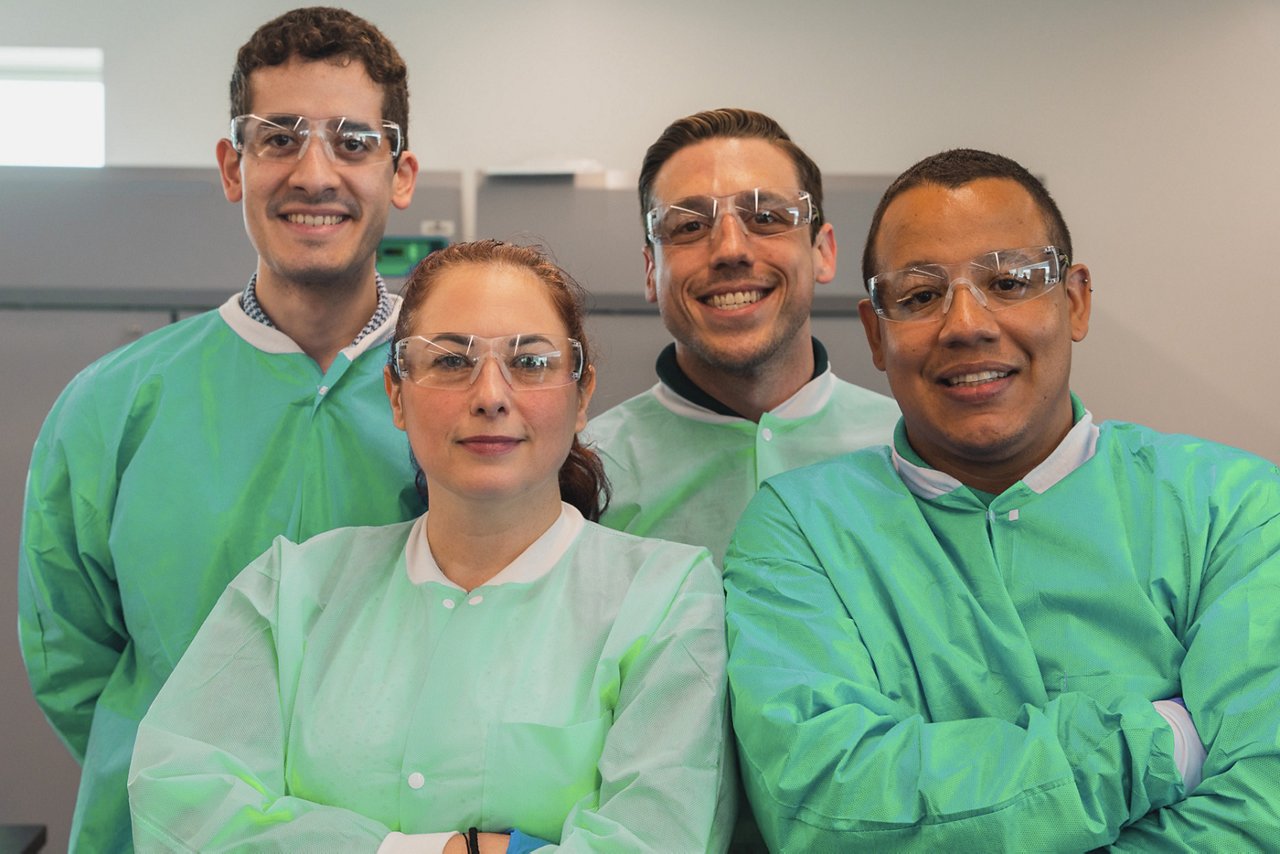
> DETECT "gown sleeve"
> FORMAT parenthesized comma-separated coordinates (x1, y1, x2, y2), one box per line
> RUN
(549, 549, 736, 852)
(127, 538, 393, 853)
(18, 378, 126, 762)
(723, 481, 1188, 853)
(1104, 463, 1280, 851)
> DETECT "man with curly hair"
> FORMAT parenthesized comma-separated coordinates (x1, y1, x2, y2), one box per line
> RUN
(18, 9, 424, 850)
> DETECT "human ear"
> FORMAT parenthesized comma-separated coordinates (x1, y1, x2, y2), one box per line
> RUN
(391, 151, 419, 210)
(216, 138, 243, 204)
(812, 222, 838, 285)
(575, 366, 596, 433)
(858, 299, 887, 372)
(1064, 263, 1092, 343)
(643, 245, 659, 304)
(384, 365, 407, 431)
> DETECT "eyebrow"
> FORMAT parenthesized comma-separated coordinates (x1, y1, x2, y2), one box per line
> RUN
(425, 333, 559, 350)
(333, 117, 378, 134)
(991, 248, 1041, 265)
(752, 189, 792, 204)
(893, 247, 1026, 272)
(511, 334, 554, 348)
(256, 114, 305, 128)
(427, 332, 475, 348)
(663, 197, 717, 213)
(254, 114, 379, 132)
(893, 259, 948, 272)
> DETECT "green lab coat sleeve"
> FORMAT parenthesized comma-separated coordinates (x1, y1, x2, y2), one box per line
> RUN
(1105, 465, 1280, 851)
(723, 483, 1182, 853)
(551, 551, 735, 852)
(18, 375, 127, 762)
(127, 540, 390, 853)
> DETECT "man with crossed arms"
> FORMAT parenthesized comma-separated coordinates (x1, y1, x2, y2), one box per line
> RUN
(725, 148, 1280, 850)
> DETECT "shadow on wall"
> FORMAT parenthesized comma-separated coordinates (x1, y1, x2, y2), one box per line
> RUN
(1073, 305, 1276, 463)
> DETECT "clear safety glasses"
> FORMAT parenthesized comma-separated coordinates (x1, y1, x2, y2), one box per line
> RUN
(394, 333, 584, 391)
(645, 187, 817, 246)
(230, 114, 403, 165)
(867, 245, 1069, 323)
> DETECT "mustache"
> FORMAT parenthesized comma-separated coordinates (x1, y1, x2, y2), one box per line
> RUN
(268, 189, 359, 218)
(704, 270, 778, 288)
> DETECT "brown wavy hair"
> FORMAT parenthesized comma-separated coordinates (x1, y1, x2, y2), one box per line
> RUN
(638, 108, 825, 243)
(230, 7, 410, 159)
(390, 240, 611, 521)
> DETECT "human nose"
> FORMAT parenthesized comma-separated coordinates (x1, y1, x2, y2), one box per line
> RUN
(468, 353, 512, 415)
(707, 207, 754, 268)
(937, 278, 999, 343)
(940, 278, 989, 315)
(289, 130, 340, 191)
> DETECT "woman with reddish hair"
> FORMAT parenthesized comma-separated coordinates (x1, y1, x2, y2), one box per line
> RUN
(129, 241, 734, 853)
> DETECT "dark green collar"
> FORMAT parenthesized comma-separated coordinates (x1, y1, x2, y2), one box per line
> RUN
(656, 338, 830, 418)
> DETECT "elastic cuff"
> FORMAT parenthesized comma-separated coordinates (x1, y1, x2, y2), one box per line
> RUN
(1153, 699, 1207, 793)
(378, 830, 459, 854)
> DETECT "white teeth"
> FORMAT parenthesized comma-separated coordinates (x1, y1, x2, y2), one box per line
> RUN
(286, 213, 344, 226)
(706, 290, 763, 309)
(947, 370, 1010, 386)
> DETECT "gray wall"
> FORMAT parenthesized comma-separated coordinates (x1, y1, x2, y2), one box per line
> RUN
(3, 2, 1278, 850)
(6, 0, 1276, 457)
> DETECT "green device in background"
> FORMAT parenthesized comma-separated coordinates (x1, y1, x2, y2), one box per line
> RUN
(376, 235, 451, 278)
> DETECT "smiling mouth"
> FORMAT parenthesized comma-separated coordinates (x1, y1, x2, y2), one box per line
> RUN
(703, 290, 765, 310)
(285, 213, 347, 226)
(944, 370, 1011, 387)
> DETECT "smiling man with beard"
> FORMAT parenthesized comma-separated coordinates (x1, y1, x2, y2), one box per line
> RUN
(18, 9, 426, 851)
(586, 109, 898, 569)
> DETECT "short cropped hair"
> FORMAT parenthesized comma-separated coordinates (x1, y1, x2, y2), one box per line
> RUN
(861, 148, 1072, 284)
(638, 108, 825, 243)
(230, 7, 410, 156)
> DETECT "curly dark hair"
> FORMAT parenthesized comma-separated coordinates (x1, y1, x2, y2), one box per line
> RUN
(229, 7, 409, 156)
(638, 108, 825, 244)
(389, 240, 611, 522)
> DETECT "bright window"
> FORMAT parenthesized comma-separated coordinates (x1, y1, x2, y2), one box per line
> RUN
(0, 47, 104, 167)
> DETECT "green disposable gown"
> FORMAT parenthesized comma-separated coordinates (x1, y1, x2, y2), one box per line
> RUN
(19, 295, 425, 852)
(128, 507, 735, 852)
(586, 367, 898, 567)
(725, 403, 1280, 851)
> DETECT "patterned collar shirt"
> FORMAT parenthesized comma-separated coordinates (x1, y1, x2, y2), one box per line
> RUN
(240, 273, 394, 348)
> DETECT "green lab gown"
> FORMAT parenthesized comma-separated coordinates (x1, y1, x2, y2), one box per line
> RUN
(18, 296, 424, 853)
(725, 404, 1280, 851)
(586, 370, 899, 567)
(128, 508, 734, 852)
